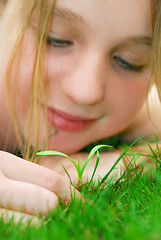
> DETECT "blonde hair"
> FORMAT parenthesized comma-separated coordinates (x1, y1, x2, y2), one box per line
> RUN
(152, 1, 161, 100)
(6, 0, 56, 161)
(5, 0, 157, 162)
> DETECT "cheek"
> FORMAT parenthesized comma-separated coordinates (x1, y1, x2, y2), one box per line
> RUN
(105, 76, 149, 119)
(44, 49, 77, 82)
(12, 38, 37, 113)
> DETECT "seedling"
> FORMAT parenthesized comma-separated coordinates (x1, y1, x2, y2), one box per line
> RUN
(36, 144, 113, 190)
(37, 137, 143, 190)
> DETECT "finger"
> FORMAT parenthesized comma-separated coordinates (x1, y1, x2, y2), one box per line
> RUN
(0, 151, 81, 201)
(0, 176, 58, 216)
(0, 208, 42, 226)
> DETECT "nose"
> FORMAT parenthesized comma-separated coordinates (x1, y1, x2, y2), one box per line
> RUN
(61, 53, 105, 106)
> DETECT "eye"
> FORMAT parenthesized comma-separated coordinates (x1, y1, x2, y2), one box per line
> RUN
(113, 56, 144, 72)
(46, 36, 73, 47)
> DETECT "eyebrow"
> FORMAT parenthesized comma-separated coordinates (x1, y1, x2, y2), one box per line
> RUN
(116, 37, 152, 49)
(53, 7, 87, 25)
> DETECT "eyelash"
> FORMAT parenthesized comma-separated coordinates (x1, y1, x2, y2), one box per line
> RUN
(113, 56, 143, 72)
(46, 36, 144, 73)
(46, 36, 72, 47)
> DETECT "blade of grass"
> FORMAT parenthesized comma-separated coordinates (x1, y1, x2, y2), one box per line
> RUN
(36, 142, 48, 164)
(88, 150, 100, 186)
(99, 137, 144, 186)
(154, 134, 161, 160)
(36, 151, 78, 171)
(62, 165, 73, 186)
(36, 132, 56, 164)
(140, 154, 160, 168)
(77, 157, 83, 180)
(148, 144, 158, 159)
(80, 144, 113, 176)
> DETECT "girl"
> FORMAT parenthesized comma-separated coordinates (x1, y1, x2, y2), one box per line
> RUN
(0, 0, 158, 221)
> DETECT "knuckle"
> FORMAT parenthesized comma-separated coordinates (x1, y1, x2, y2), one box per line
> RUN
(43, 172, 63, 191)
(42, 172, 72, 202)
(41, 192, 58, 216)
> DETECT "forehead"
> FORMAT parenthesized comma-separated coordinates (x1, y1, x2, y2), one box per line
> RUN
(55, 0, 152, 38)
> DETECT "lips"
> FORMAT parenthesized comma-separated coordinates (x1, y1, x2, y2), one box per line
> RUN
(46, 107, 96, 133)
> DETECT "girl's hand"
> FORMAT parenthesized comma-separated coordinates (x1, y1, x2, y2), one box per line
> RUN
(0, 151, 81, 218)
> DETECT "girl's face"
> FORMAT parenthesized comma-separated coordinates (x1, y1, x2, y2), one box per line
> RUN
(1, 0, 152, 153)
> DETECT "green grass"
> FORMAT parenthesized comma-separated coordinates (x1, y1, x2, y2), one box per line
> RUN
(1, 143, 161, 239)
